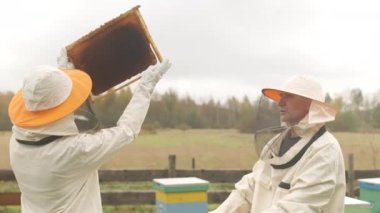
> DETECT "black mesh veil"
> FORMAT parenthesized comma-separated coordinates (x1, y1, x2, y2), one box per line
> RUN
(73, 98, 100, 133)
(254, 95, 287, 156)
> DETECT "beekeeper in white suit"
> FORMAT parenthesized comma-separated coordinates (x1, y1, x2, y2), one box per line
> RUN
(211, 75, 346, 213)
(8, 53, 171, 212)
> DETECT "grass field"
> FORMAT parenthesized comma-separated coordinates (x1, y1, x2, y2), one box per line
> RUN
(1, 129, 380, 170)
(0, 205, 220, 213)
(1, 129, 380, 212)
(0, 129, 258, 170)
(0, 180, 229, 212)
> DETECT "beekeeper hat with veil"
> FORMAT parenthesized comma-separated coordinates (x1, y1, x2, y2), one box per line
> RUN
(254, 75, 336, 158)
(8, 65, 99, 144)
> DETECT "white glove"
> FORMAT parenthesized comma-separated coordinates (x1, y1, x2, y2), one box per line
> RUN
(117, 59, 171, 136)
(57, 48, 75, 69)
(140, 59, 171, 90)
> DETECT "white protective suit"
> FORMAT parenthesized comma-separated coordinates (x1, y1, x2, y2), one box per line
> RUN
(10, 60, 171, 213)
(211, 100, 346, 213)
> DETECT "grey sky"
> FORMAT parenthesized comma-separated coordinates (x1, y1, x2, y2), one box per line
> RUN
(1, 0, 380, 102)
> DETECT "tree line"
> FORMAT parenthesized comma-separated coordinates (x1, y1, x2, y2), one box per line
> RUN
(1, 88, 380, 132)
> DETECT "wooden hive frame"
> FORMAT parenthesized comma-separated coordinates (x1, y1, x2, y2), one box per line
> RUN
(66, 5, 163, 101)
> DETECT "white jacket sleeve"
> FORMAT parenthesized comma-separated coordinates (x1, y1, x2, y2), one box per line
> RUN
(261, 144, 339, 213)
(116, 59, 171, 135)
(71, 60, 171, 168)
(210, 172, 255, 213)
(116, 83, 154, 137)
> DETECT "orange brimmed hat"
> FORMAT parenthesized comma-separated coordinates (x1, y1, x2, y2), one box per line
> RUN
(8, 65, 92, 127)
(261, 75, 336, 117)
(262, 75, 326, 103)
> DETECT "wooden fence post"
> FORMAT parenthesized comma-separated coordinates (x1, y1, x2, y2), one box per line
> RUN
(168, 155, 176, 177)
(347, 153, 355, 197)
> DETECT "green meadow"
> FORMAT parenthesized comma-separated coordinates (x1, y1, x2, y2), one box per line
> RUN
(1, 129, 380, 170)
(1, 129, 380, 212)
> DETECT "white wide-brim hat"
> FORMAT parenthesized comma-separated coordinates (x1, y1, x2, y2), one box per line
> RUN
(8, 65, 92, 127)
(261, 75, 336, 123)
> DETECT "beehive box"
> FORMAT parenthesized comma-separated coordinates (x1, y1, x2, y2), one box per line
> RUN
(358, 178, 380, 213)
(153, 177, 209, 213)
(345, 196, 372, 213)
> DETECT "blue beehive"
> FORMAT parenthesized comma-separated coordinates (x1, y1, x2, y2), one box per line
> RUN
(153, 177, 209, 213)
(358, 178, 380, 213)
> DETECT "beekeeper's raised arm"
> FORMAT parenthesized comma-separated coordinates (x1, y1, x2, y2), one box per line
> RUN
(8, 59, 171, 212)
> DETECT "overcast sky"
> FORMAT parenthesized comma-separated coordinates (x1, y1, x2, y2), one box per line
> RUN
(1, 0, 380, 102)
